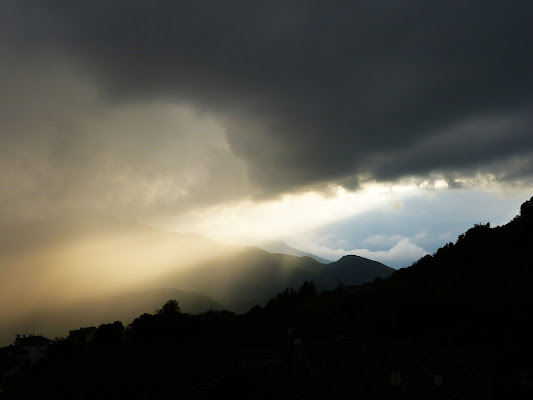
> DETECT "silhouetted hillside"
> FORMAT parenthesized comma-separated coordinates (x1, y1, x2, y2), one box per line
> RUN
(367, 196, 533, 343)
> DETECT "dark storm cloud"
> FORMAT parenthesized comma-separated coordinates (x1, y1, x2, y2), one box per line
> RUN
(2, 0, 533, 195)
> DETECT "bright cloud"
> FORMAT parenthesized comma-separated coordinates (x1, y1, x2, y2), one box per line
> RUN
(353, 239, 430, 268)
(156, 182, 429, 243)
(362, 235, 407, 250)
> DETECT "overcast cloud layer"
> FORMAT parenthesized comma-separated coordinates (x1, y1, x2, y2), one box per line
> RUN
(1, 1, 533, 217)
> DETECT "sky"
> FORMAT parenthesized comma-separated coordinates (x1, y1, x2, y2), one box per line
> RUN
(1, 1, 533, 269)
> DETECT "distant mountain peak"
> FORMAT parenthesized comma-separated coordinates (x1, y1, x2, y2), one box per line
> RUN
(338, 254, 367, 261)
(252, 240, 333, 264)
(336, 254, 390, 266)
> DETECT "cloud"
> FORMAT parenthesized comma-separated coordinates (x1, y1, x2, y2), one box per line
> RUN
(288, 237, 429, 269)
(352, 239, 430, 268)
(361, 234, 406, 250)
(1, 1, 533, 217)
(309, 231, 430, 268)
(0, 64, 252, 217)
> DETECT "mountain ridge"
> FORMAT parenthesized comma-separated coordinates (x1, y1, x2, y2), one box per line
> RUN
(252, 240, 333, 264)
(150, 245, 393, 312)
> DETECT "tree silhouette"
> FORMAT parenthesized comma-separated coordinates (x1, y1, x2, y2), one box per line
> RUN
(297, 281, 317, 297)
(156, 299, 181, 317)
(520, 196, 533, 219)
(94, 321, 124, 347)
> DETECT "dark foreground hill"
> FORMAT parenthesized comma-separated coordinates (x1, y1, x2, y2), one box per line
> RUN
(365, 196, 533, 343)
